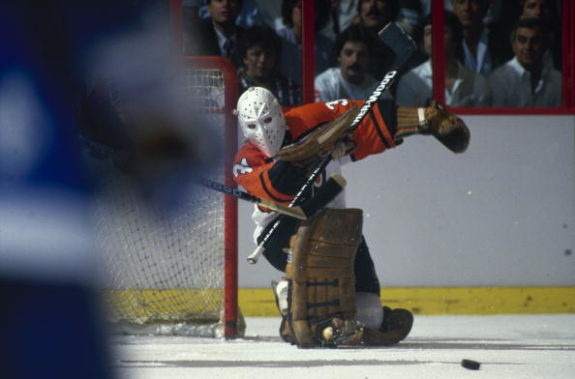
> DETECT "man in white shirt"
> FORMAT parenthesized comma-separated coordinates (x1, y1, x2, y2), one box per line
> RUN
(488, 18, 561, 107)
(315, 24, 384, 102)
(518, 0, 561, 70)
(396, 12, 491, 107)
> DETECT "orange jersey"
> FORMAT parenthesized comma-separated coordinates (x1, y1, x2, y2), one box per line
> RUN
(232, 99, 397, 204)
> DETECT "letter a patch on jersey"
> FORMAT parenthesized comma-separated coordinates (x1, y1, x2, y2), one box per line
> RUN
(233, 158, 253, 178)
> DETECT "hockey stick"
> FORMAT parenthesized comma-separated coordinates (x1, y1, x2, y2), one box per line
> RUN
(247, 22, 417, 264)
(197, 174, 346, 221)
(196, 178, 306, 220)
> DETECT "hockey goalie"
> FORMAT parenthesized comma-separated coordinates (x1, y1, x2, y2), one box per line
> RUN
(232, 87, 469, 348)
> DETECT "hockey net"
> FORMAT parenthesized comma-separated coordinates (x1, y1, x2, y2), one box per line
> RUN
(94, 57, 241, 338)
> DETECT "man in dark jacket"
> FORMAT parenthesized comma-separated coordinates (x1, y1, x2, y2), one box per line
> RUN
(184, 0, 245, 69)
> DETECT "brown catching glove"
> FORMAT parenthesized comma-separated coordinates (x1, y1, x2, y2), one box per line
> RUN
(396, 101, 470, 153)
(275, 106, 359, 164)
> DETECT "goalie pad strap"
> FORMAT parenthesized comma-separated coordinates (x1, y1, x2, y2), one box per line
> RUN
(285, 208, 363, 347)
(418, 107, 427, 129)
(395, 106, 429, 139)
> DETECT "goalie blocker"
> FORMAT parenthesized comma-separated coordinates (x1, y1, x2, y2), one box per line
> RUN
(277, 208, 413, 348)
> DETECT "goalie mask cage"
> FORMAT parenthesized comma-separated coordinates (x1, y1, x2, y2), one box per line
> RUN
(95, 57, 240, 338)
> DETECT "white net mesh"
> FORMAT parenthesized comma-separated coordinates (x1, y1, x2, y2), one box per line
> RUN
(95, 62, 239, 337)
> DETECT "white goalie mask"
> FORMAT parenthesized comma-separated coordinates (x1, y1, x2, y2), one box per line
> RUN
(235, 87, 287, 157)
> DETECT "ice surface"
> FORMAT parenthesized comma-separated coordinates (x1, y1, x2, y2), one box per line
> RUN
(111, 314, 575, 378)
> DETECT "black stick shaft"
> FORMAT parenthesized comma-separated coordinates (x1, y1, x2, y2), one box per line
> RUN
(197, 177, 260, 204)
(196, 178, 307, 220)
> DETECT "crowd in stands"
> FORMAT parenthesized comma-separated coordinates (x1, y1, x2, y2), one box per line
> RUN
(183, 0, 564, 108)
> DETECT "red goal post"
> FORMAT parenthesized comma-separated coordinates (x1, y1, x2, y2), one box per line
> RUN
(185, 56, 240, 339)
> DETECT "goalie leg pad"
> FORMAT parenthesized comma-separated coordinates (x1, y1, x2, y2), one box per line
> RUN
(284, 208, 364, 348)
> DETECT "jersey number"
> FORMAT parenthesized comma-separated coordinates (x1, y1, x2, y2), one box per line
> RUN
(325, 99, 349, 110)
(233, 158, 253, 177)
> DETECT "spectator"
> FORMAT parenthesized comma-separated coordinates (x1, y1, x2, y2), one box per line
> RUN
(183, 0, 245, 68)
(192, 0, 264, 27)
(275, 0, 334, 87)
(231, 0, 262, 27)
(451, 0, 507, 75)
(316, 0, 343, 43)
(238, 25, 300, 106)
(335, 0, 361, 36)
(355, 0, 398, 30)
(352, 0, 402, 79)
(518, 0, 561, 70)
(396, 12, 491, 107)
(396, 0, 425, 37)
(251, 1, 282, 29)
(318, 0, 364, 43)
(315, 24, 385, 102)
(519, 0, 556, 23)
(488, 18, 561, 107)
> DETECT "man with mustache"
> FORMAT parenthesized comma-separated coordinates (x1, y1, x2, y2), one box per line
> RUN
(487, 18, 561, 107)
(315, 24, 386, 102)
(357, 0, 397, 31)
(352, 0, 399, 80)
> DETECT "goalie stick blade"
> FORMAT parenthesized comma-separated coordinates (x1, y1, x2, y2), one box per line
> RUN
(378, 22, 417, 69)
(299, 174, 347, 218)
(259, 199, 307, 220)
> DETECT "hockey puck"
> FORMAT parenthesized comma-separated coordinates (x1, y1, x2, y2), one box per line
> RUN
(461, 359, 481, 370)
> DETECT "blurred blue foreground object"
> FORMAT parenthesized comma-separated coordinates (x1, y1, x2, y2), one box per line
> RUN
(0, 1, 212, 378)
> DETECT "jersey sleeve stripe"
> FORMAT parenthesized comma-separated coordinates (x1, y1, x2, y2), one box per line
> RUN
(369, 111, 392, 149)
(376, 99, 398, 146)
(259, 171, 294, 203)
